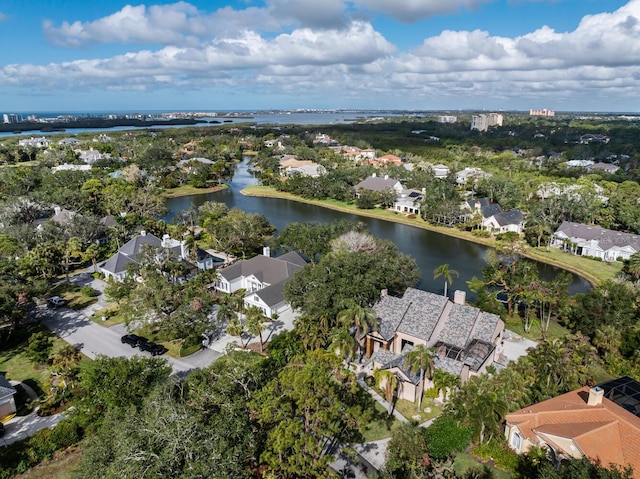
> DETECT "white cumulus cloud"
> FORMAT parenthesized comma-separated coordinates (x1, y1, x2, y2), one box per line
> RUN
(351, 0, 493, 22)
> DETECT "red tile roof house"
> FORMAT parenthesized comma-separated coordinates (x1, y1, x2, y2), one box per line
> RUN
(505, 385, 640, 475)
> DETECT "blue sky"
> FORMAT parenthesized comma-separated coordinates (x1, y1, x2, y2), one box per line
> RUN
(0, 0, 637, 112)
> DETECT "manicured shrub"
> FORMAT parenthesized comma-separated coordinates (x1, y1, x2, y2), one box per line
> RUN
(424, 413, 472, 460)
(472, 440, 520, 473)
(80, 286, 98, 297)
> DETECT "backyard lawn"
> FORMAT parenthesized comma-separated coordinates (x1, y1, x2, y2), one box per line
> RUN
(360, 401, 401, 442)
(454, 453, 512, 479)
(0, 324, 86, 404)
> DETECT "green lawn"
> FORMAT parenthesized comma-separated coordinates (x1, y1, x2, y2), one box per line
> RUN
(525, 247, 623, 285)
(454, 453, 512, 479)
(504, 316, 571, 343)
(161, 183, 227, 198)
(393, 397, 442, 424)
(360, 401, 402, 442)
(89, 304, 126, 327)
(0, 324, 82, 400)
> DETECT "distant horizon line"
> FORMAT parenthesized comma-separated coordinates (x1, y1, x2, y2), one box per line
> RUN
(3, 108, 640, 116)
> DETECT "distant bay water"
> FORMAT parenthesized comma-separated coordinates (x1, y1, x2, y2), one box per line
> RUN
(0, 111, 409, 138)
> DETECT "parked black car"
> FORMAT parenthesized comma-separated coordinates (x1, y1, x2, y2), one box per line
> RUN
(120, 334, 147, 347)
(138, 341, 167, 356)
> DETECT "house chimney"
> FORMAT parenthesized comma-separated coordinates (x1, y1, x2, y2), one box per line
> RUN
(454, 290, 466, 305)
(372, 173, 377, 178)
(381, 289, 388, 297)
(263, 246, 271, 257)
(162, 234, 171, 247)
(140, 230, 146, 236)
(384, 174, 389, 180)
(422, 188, 426, 195)
(54, 206, 61, 215)
(180, 240, 187, 259)
(587, 386, 604, 406)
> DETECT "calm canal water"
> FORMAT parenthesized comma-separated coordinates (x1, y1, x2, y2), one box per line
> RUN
(165, 158, 591, 296)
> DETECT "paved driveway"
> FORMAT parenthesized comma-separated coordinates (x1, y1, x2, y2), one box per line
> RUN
(39, 306, 210, 376)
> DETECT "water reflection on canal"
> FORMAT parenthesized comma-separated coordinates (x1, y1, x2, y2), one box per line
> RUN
(165, 158, 591, 296)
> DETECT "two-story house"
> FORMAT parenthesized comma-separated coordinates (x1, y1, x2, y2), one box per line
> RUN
(215, 251, 306, 318)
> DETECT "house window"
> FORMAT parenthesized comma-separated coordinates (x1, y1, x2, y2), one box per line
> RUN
(401, 339, 414, 351)
(510, 431, 522, 450)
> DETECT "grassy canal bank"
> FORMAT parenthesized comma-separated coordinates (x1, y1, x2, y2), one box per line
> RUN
(241, 185, 621, 286)
(161, 183, 228, 198)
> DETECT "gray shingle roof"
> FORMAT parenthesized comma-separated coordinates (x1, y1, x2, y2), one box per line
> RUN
(491, 209, 524, 226)
(433, 356, 465, 375)
(438, 303, 480, 348)
(218, 252, 306, 284)
(467, 198, 502, 218)
(556, 221, 640, 252)
(354, 176, 403, 192)
(101, 233, 163, 276)
(395, 288, 449, 342)
(253, 280, 287, 307)
(367, 349, 421, 384)
(374, 288, 449, 342)
(100, 252, 135, 275)
(0, 375, 16, 400)
(473, 312, 501, 343)
(119, 233, 162, 256)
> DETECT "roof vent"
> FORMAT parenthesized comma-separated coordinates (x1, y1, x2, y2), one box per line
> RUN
(587, 386, 604, 406)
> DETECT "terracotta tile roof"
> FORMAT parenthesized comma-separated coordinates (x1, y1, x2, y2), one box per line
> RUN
(506, 387, 640, 474)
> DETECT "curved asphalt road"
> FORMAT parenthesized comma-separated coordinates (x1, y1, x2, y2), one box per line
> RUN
(38, 306, 218, 377)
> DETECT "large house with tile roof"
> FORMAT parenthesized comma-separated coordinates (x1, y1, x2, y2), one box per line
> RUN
(552, 221, 640, 261)
(215, 251, 306, 318)
(363, 288, 504, 403)
(505, 379, 640, 475)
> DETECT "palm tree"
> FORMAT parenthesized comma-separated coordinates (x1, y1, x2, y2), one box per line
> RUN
(245, 306, 266, 353)
(625, 252, 640, 279)
(405, 344, 436, 410)
(226, 316, 245, 348)
(433, 263, 459, 298)
(216, 303, 237, 328)
(328, 328, 356, 363)
(432, 368, 460, 402)
(374, 368, 398, 416)
(336, 299, 377, 358)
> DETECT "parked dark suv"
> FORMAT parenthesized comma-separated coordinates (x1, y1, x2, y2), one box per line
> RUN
(120, 334, 147, 347)
(138, 341, 167, 356)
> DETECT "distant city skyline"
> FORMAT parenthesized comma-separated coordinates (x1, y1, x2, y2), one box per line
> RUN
(0, 0, 636, 112)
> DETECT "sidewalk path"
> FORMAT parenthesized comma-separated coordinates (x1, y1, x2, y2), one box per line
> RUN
(0, 411, 66, 447)
(357, 376, 408, 424)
